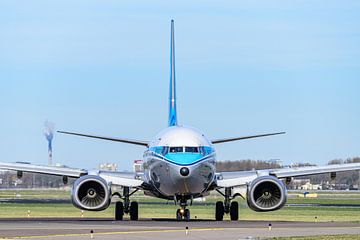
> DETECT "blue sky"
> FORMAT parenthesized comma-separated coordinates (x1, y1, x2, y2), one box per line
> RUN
(0, 1, 359, 170)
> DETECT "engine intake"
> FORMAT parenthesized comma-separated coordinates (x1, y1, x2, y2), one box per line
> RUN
(247, 176, 287, 212)
(72, 175, 111, 211)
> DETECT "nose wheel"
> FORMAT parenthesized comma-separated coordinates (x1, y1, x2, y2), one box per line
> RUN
(176, 208, 190, 221)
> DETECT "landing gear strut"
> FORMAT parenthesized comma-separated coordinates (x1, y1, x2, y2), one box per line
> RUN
(114, 187, 139, 221)
(215, 187, 239, 221)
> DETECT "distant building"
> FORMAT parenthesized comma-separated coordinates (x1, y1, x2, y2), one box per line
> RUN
(300, 182, 322, 190)
(290, 179, 322, 190)
(133, 160, 143, 173)
(99, 163, 117, 171)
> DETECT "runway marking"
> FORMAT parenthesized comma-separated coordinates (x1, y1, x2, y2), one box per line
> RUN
(0, 228, 225, 239)
(2, 226, 360, 239)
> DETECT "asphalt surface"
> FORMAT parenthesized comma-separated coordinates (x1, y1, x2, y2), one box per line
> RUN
(0, 218, 359, 240)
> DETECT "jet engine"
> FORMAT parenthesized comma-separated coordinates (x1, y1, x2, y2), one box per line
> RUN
(247, 176, 287, 212)
(71, 175, 111, 211)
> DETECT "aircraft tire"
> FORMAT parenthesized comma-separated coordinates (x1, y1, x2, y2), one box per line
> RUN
(215, 201, 224, 221)
(184, 209, 190, 222)
(115, 201, 124, 221)
(230, 201, 239, 221)
(176, 209, 182, 221)
(130, 201, 139, 221)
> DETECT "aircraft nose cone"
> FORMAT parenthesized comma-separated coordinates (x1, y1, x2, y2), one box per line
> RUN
(180, 167, 190, 177)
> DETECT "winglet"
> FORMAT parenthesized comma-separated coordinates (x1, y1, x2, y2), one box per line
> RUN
(168, 19, 178, 127)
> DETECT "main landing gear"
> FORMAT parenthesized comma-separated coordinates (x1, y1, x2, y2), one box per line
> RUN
(114, 187, 139, 221)
(215, 187, 239, 221)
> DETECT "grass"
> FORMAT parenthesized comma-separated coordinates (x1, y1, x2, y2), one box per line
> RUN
(273, 235, 360, 240)
(0, 189, 360, 222)
(1, 201, 360, 222)
(0, 190, 69, 199)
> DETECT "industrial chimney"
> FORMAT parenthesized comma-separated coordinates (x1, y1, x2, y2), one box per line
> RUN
(44, 121, 55, 166)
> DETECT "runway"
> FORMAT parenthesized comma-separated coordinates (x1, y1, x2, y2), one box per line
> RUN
(0, 219, 359, 240)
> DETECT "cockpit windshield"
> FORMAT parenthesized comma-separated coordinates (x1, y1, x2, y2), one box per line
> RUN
(185, 147, 199, 153)
(169, 147, 183, 153)
(150, 146, 213, 157)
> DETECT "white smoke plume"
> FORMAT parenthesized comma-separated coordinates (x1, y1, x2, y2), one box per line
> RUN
(44, 120, 55, 142)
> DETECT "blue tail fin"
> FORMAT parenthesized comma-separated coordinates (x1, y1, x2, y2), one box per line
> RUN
(168, 20, 178, 127)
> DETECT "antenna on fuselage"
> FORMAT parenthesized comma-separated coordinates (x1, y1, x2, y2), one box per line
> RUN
(168, 19, 178, 127)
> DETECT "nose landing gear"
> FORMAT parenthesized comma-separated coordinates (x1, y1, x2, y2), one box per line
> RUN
(176, 208, 190, 221)
(175, 197, 191, 221)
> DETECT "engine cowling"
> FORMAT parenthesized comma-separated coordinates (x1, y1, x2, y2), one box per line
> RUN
(71, 175, 111, 211)
(247, 176, 287, 212)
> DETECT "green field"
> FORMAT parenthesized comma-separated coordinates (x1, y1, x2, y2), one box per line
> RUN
(0, 189, 359, 222)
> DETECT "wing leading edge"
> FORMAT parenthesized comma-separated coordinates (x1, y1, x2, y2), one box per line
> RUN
(0, 162, 143, 188)
(0, 162, 86, 177)
(216, 162, 360, 188)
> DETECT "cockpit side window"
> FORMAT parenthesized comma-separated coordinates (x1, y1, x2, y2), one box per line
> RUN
(161, 146, 169, 155)
(199, 146, 214, 156)
(169, 146, 183, 153)
(185, 147, 199, 153)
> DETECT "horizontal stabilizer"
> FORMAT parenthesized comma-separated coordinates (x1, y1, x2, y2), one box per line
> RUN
(58, 131, 149, 146)
(211, 132, 285, 144)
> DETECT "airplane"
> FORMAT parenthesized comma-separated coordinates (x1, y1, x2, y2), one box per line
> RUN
(1, 20, 360, 221)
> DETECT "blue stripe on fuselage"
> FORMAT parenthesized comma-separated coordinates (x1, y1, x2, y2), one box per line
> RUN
(165, 153, 203, 165)
(147, 151, 214, 166)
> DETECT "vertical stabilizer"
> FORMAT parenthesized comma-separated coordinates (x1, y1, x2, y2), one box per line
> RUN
(168, 19, 178, 127)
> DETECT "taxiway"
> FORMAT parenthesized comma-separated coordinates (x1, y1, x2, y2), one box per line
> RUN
(0, 219, 359, 240)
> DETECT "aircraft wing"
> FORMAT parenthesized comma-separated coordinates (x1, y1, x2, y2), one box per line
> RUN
(0, 162, 87, 178)
(98, 171, 143, 187)
(0, 162, 143, 188)
(216, 162, 360, 188)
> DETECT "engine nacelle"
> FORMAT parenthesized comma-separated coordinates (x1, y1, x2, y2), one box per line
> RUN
(71, 175, 111, 211)
(247, 176, 287, 212)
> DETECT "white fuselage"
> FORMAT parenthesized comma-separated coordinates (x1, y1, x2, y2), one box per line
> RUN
(143, 126, 216, 200)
